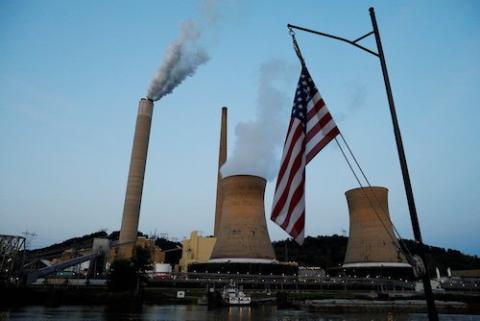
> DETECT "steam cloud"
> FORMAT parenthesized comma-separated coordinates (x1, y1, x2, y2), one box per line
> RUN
(221, 60, 295, 181)
(335, 83, 367, 122)
(147, 21, 209, 101)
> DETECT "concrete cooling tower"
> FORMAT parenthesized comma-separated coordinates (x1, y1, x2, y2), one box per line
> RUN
(342, 186, 412, 277)
(209, 175, 276, 263)
(118, 98, 154, 259)
(187, 109, 296, 275)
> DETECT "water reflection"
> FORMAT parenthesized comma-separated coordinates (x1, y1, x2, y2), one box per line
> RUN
(3, 305, 480, 321)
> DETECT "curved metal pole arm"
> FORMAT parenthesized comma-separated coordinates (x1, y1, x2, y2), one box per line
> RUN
(287, 23, 379, 57)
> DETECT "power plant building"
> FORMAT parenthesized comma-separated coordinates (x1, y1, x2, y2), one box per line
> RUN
(178, 231, 216, 272)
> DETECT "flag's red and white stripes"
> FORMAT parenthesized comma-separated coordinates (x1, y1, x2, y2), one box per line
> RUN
(305, 92, 340, 162)
(271, 67, 339, 245)
(271, 117, 306, 244)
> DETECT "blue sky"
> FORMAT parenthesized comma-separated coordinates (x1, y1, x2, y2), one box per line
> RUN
(1, 0, 479, 256)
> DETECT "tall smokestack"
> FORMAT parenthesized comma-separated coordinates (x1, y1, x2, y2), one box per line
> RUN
(214, 107, 227, 236)
(118, 98, 154, 259)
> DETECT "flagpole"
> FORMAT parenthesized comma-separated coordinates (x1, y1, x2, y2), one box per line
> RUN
(369, 8, 438, 321)
(288, 7, 439, 321)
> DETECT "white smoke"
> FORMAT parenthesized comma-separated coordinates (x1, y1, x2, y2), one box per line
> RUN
(221, 59, 295, 180)
(335, 83, 367, 122)
(146, 0, 225, 101)
(147, 20, 209, 101)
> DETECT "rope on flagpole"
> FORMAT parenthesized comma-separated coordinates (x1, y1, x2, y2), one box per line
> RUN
(289, 27, 306, 66)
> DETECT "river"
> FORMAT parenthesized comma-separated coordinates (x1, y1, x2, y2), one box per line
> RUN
(2, 305, 479, 321)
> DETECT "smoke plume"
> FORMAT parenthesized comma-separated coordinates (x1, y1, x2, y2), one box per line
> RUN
(334, 83, 367, 122)
(221, 59, 295, 180)
(147, 21, 209, 101)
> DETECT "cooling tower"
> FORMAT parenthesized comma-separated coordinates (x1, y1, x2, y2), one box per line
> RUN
(210, 175, 276, 262)
(343, 187, 410, 270)
(213, 107, 227, 236)
(118, 98, 154, 259)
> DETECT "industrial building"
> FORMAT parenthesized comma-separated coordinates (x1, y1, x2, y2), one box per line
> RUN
(178, 231, 216, 272)
(108, 236, 165, 267)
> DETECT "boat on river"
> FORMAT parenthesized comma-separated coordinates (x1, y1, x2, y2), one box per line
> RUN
(221, 283, 251, 305)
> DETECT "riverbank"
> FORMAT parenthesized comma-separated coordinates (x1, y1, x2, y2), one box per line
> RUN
(1, 285, 479, 315)
(298, 299, 470, 314)
(0, 286, 275, 307)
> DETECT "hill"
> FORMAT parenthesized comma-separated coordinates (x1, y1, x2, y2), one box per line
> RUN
(272, 235, 480, 274)
(28, 231, 480, 274)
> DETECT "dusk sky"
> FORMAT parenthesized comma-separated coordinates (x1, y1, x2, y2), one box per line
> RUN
(1, 0, 479, 256)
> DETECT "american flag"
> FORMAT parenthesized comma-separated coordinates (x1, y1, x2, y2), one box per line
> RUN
(271, 65, 340, 245)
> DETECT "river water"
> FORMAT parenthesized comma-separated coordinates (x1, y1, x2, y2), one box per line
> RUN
(2, 305, 479, 321)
